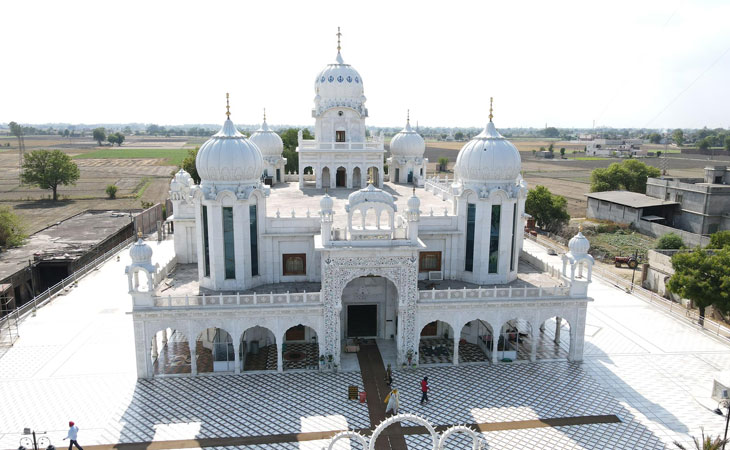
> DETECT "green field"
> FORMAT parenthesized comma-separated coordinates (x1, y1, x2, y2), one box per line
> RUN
(73, 148, 189, 165)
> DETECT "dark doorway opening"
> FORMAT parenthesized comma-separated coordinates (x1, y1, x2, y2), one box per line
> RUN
(276, 169, 281, 182)
(395, 168, 399, 182)
(347, 304, 377, 337)
(407, 170, 413, 183)
(336, 131, 346, 142)
(36, 263, 70, 292)
(336, 167, 346, 187)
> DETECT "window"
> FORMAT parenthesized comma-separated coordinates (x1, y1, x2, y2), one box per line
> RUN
(249, 205, 259, 276)
(222, 207, 235, 279)
(419, 251, 442, 272)
(336, 130, 346, 142)
(675, 193, 683, 204)
(283, 253, 306, 276)
(465, 204, 476, 272)
(510, 205, 517, 272)
(202, 206, 210, 277)
(489, 205, 501, 273)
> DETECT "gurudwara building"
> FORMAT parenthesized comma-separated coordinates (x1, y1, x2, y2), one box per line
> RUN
(127, 33, 594, 378)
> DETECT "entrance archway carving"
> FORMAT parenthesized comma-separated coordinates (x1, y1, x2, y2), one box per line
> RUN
(320, 254, 418, 365)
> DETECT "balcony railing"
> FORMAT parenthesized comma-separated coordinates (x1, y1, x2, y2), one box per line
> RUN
(154, 291, 323, 308)
(418, 285, 572, 303)
(298, 140, 384, 151)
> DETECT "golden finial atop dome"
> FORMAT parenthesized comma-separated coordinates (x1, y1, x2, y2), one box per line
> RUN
(336, 27, 342, 53)
(489, 97, 494, 122)
(226, 93, 231, 119)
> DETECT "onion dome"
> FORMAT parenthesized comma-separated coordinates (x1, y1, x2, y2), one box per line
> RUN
(407, 189, 421, 212)
(130, 236, 153, 264)
(249, 110, 284, 158)
(569, 231, 590, 255)
(314, 29, 364, 102)
(390, 111, 425, 158)
(170, 168, 194, 190)
(195, 94, 263, 186)
(346, 184, 396, 211)
(320, 192, 334, 212)
(454, 99, 521, 185)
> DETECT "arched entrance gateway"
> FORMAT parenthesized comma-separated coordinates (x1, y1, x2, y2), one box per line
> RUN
(341, 276, 398, 340)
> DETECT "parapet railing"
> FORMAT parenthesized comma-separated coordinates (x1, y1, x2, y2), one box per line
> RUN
(154, 291, 323, 308)
(424, 176, 454, 201)
(299, 141, 384, 151)
(0, 235, 137, 333)
(418, 285, 571, 303)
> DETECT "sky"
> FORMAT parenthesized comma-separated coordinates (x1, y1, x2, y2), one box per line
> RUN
(2, 0, 730, 129)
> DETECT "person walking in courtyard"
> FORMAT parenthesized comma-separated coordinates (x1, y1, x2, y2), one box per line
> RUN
(384, 388, 400, 415)
(384, 364, 392, 386)
(63, 421, 83, 450)
(420, 376, 429, 404)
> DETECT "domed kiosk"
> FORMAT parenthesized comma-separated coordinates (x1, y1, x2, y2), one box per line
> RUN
(388, 111, 427, 186)
(249, 109, 286, 186)
(298, 28, 385, 190)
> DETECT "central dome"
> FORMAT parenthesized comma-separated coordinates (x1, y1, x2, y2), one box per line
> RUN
(196, 117, 263, 186)
(315, 52, 364, 101)
(454, 121, 521, 185)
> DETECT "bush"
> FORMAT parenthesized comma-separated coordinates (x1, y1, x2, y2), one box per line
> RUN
(105, 184, 118, 199)
(437, 157, 449, 172)
(709, 230, 730, 249)
(656, 233, 684, 250)
(0, 206, 27, 248)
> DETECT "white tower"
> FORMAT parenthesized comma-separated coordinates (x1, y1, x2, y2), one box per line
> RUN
(297, 28, 384, 190)
(249, 108, 286, 185)
(388, 110, 428, 186)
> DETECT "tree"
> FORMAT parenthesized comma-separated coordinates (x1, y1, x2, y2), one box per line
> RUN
(63, 129, 70, 138)
(454, 131, 464, 140)
(698, 137, 712, 150)
(92, 127, 106, 146)
(105, 184, 118, 199)
(525, 185, 570, 232)
(544, 127, 559, 138)
(21, 150, 80, 201)
(725, 136, 730, 152)
(180, 147, 200, 184)
(674, 428, 729, 450)
(656, 151, 662, 157)
(648, 133, 662, 144)
(667, 248, 730, 326)
(656, 233, 684, 249)
(559, 147, 566, 157)
(672, 129, 684, 146)
(107, 132, 124, 146)
(709, 230, 730, 249)
(437, 157, 449, 172)
(590, 160, 661, 193)
(279, 128, 313, 173)
(0, 206, 27, 248)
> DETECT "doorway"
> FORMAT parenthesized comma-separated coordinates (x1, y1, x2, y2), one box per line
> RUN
(347, 304, 377, 337)
(395, 168, 399, 183)
(336, 167, 347, 187)
(336, 131, 346, 142)
(407, 170, 413, 183)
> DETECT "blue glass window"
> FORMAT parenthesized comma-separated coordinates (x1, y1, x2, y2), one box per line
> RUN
(202, 205, 210, 277)
(489, 205, 501, 273)
(510, 204, 517, 272)
(328, 75, 334, 82)
(337, 75, 344, 82)
(223, 207, 235, 279)
(320, 76, 325, 82)
(355, 76, 360, 83)
(346, 75, 352, 82)
(465, 203, 475, 272)
(249, 205, 259, 277)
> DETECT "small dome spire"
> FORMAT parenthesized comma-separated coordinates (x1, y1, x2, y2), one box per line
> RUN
(407, 188, 420, 212)
(320, 191, 334, 212)
(130, 234, 153, 264)
(569, 231, 590, 255)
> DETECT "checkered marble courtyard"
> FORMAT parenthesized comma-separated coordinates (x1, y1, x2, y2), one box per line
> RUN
(1, 237, 729, 449)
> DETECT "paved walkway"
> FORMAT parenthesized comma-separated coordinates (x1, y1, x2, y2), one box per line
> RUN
(1, 237, 730, 449)
(357, 343, 407, 450)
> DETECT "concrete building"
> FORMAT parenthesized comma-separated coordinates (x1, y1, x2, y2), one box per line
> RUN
(585, 166, 730, 245)
(585, 139, 645, 157)
(129, 34, 595, 379)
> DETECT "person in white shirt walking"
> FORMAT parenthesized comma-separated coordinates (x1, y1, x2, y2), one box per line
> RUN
(63, 421, 83, 450)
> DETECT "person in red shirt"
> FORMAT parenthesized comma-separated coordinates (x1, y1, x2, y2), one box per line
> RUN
(420, 376, 429, 404)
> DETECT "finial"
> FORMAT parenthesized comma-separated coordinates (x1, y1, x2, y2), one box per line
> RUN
(137, 229, 143, 239)
(336, 27, 342, 53)
(412, 187, 416, 196)
(407, 109, 410, 124)
(489, 97, 493, 122)
(226, 93, 231, 119)
(578, 224, 583, 233)
(263, 107, 266, 122)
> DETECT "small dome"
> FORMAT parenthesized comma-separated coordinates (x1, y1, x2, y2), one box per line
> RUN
(346, 184, 396, 211)
(171, 168, 194, 190)
(315, 52, 364, 101)
(320, 192, 334, 212)
(569, 231, 590, 255)
(454, 121, 521, 185)
(196, 118, 263, 186)
(130, 237, 153, 264)
(407, 192, 420, 211)
(249, 117, 284, 158)
(390, 119, 425, 158)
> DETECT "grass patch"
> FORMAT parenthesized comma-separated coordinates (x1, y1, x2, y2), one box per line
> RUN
(73, 148, 188, 165)
(133, 177, 153, 199)
(587, 230, 657, 261)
